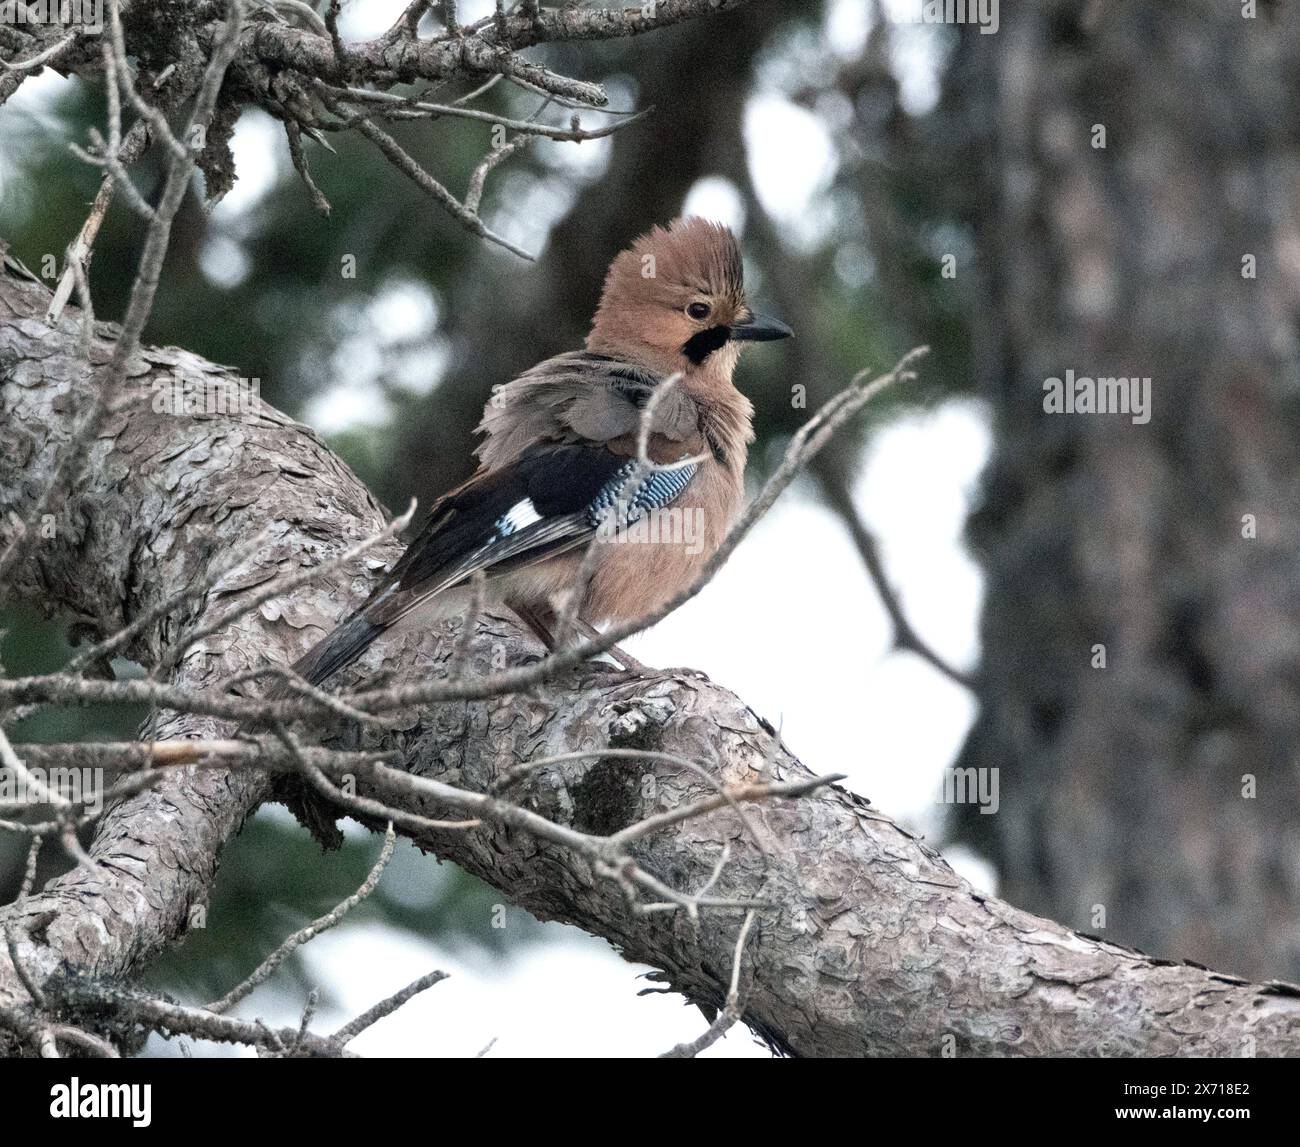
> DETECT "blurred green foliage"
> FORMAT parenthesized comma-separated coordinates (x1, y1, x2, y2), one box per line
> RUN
(143, 813, 541, 1007)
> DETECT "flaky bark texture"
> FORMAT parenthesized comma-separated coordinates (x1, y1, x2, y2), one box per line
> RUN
(3, 252, 1300, 1056)
(948, 1, 1300, 982)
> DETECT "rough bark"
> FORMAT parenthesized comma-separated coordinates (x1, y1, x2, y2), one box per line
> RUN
(2, 252, 1300, 1056)
(949, 0, 1300, 982)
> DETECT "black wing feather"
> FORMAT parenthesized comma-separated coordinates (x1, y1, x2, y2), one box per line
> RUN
(387, 444, 630, 593)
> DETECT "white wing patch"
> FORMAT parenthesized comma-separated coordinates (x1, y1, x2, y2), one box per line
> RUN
(496, 498, 543, 535)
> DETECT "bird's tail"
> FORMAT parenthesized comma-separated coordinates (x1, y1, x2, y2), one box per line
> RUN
(289, 610, 387, 689)
(245, 609, 385, 851)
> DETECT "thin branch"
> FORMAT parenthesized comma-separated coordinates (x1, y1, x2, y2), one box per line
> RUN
(6, 929, 45, 1008)
(18, 834, 41, 897)
(814, 461, 975, 691)
(386, 1, 435, 42)
(327, 101, 535, 260)
(206, 824, 398, 1014)
(68, 988, 356, 1057)
(355, 760, 816, 913)
(505, 73, 640, 114)
(267, 720, 485, 838)
(490, 747, 770, 858)
(0, 725, 70, 810)
(45, 108, 147, 317)
(330, 969, 448, 1043)
(284, 119, 332, 215)
(105, 2, 189, 163)
(64, 45, 158, 224)
(3, 729, 798, 923)
(660, 909, 756, 1057)
(607, 775, 843, 849)
(0, 30, 77, 73)
(324, 0, 346, 70)
(320, 82, 650, 140)
(226, 664, 405, 727)
(48, 1025, 121, 1058)
(67, 135, 158, 223)
(452, 72, 502, 106)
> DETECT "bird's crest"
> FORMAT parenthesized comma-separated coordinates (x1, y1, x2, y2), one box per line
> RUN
(598, 217, 744, 306)
(587, 217, 748, 366)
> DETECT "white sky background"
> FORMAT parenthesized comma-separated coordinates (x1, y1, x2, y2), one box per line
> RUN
(1, 2, 989, 1057)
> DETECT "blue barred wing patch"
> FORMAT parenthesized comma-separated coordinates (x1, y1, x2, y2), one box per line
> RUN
(585, 461, 698, 528)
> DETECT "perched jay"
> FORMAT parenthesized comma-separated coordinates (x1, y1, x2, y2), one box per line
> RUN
(291, 217, 791, 686)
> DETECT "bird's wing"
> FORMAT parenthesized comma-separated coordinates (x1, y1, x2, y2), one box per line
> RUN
(382, 441, 700, 608)
(289, 354, 707, 689)
(475, 350, 700, 470)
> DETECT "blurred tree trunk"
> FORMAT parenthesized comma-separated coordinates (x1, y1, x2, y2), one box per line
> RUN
(952, 1, 1300, 980)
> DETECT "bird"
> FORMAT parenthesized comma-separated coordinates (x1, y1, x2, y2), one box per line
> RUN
(289, 216, 791, 689)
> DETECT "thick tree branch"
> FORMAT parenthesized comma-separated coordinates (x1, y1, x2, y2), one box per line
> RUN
(2, 255, 1299, 1056)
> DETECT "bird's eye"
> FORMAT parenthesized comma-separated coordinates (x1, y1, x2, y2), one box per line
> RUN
(686, 301, 711, 321)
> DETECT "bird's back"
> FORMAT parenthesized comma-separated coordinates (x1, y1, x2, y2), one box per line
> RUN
(475, 350, 701, 470)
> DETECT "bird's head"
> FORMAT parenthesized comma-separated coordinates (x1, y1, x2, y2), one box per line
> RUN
(586, 217, 792, 376)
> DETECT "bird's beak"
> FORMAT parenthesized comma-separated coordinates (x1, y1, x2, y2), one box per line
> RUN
(731, 311, 793, 342)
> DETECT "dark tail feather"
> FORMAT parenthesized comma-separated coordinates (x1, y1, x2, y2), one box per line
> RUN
(291, 611, 387, 688)
(243, 611, 387, 850)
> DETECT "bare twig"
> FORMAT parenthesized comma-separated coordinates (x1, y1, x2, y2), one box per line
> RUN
(46, 104, 151, 326)
(48, 1025, 121, 1058)
(331, 969, 448, 1043)
(73, 988, 357, 1057)
(660, 909, 756, 1057)
(463, 131, 533, 215)
(284, 119, 332, 215)
(491, 747, 770, 858)
(814, 462, 975, 690)
(324, 0, 346, 70)
(18, 834, 42, 897)
(266, 720, 484, 838)
(207, 824, 398, 1014)
(0, 30, 77, 73)
(327, 102, 535, 260)
(319, 82, 650, 141)
(608, 775, 843, 849)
